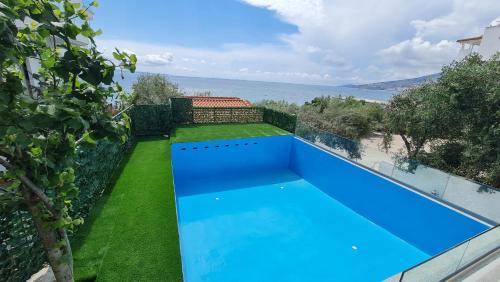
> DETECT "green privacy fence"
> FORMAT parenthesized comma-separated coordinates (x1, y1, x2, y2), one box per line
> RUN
(130, 104, 173, 136)
(262, 107, 297, 132)
(72, 138, 135, 219)
(0, 210, 45, 282)
(171, 97, 193, 124)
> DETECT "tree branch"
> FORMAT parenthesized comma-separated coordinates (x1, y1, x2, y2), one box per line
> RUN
(0, 158, 57, 216)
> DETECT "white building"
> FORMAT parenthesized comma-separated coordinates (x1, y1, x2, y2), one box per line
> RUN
(457, 19, 500, 59)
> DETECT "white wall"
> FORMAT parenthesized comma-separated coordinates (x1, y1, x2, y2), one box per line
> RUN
(479, 25, 500, 59)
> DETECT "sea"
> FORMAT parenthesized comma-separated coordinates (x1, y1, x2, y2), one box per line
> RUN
(116, 72, 396, 105)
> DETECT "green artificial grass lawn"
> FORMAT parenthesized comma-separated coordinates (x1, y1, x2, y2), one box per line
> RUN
(171, 123, 289, 143)
(72, 123, 287, 281)
(72, 139, 182, 282)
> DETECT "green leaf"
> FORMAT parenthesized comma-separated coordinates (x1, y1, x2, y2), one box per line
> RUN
(82, 131, 96, 145)
(64, 1, 75, 16)
(112, 51, 123, 61)
(30, 147, 43, 157)
(130, 54, 137, 64)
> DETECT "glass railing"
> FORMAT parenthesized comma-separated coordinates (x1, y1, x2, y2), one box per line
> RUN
(397, 225, 500, 281)
(294, 121, 500, 224)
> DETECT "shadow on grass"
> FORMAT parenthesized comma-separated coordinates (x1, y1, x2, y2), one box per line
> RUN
(70, 141, 138, 282)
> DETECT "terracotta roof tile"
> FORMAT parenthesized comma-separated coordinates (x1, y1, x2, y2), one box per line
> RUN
(186, 96, 252, 108)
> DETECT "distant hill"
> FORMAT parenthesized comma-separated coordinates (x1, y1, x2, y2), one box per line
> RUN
(345, 73, 440, 91)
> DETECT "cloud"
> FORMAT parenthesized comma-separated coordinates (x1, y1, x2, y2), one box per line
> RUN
(140, 52, 173, 66)
(98, 1, 500, 84)
(378, 37, 458, 79)
(97, 39, 335, 84)
(241, 0, 500, 82)
(408, 1, 500, 41)
(242, 0, 325, 26)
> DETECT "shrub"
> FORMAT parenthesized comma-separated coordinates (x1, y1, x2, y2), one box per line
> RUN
(132, 74, 183, 105)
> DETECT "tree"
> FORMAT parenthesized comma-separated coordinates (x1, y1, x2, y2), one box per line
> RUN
(382, 83, 454, 159)
(383, 54, 499, 187)
(301, 96, 384, 140)
(0, 1, 135, 281)
(131, 73, 183, 105)
(419, 54, 500, 187)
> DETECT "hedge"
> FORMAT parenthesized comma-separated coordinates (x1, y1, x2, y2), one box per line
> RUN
(262, 107, 297, 132)
(130, 104, 173, 136)
(171, 97, 193, 124)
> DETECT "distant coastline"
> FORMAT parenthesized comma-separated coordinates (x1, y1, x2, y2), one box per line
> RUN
(344, 73, 440, 91)
(115, 72, 396, 105)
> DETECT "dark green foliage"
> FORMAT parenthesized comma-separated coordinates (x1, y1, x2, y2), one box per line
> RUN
(384, 54, 500, 187)
(256, 99, 301, 114)
(130, 105, 173, 136)
(258, 96, 385, 139)
(262, 107, 297, 132)
(171, 97, 193, 124)
(302, 96, 385, 139)
(382, 83, 449, 159)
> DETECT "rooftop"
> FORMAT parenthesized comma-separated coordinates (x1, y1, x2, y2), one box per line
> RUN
(457, 35, 483, 44)
(186, 96, 252, 108)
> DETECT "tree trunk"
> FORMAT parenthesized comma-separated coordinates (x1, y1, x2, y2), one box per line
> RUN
(400, 135, 413, 158)
(21, 186, 74, 282)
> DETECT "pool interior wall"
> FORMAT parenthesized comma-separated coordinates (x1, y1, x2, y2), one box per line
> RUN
(171, 135, 489, 281)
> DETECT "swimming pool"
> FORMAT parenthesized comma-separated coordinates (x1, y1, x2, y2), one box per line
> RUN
(171, 135, 489, 282)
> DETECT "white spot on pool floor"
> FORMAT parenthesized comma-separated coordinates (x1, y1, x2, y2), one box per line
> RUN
(352, 245, 358, 250)
(215, 197, 220, 201)
(280, 186, 284, 190)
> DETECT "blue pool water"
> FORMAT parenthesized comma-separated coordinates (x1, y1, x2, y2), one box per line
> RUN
(171, 136, 489, 282)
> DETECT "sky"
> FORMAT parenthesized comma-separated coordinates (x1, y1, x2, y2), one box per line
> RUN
(92, 0, 500, 85)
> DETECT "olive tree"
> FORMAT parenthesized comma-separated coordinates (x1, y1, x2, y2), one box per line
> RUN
(0, 1, 135, 281)
(131, 73, 183, 105)
(420, 54, 500, 186)
(383, 54, 499, 187)
(382, 83, 454, 159)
